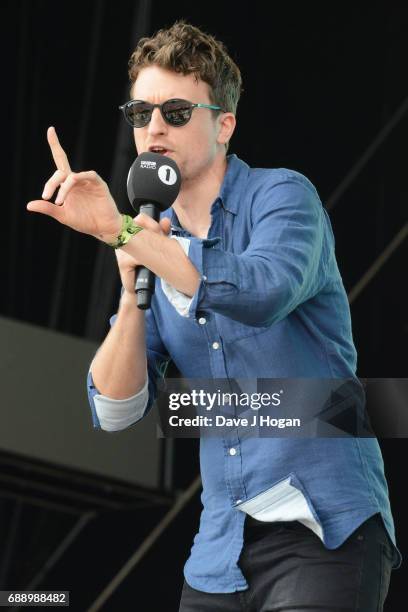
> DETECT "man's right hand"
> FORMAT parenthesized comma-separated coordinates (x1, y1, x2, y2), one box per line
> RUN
(27, 127, 122, 241)
(115, 215, 172, 295)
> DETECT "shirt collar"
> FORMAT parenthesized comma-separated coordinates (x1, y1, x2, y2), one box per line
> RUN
(218, 154, 250, 215)
(168, 153, 250, 229)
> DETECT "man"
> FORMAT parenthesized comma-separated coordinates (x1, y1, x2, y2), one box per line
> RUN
(27, 21, 401, 612)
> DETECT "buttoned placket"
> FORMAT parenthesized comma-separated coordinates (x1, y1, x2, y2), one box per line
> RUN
(193, 199, 247, 508)
(169, 202, 247, 506)
(170, 203, 247, 505)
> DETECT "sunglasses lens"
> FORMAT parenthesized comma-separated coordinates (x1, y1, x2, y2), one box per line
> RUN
(163, 99, 192, 126)
(126, 102, 152, 127)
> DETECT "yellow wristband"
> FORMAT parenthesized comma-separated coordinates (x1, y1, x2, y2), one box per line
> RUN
(108, 214, 143, 249)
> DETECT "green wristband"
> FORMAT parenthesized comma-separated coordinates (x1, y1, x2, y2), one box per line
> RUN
(108, 214, 144, 249)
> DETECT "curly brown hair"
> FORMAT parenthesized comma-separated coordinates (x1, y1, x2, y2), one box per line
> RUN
(128, 21, 243, 116)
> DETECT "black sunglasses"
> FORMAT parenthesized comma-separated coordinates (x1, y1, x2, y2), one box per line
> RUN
(119, 98, 224, 128)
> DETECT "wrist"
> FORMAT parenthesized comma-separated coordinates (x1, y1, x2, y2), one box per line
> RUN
(120, 290, 145, 314)
(104, 214, 144, 248)
(121, 290, 138, 303)
(98, 215, 123, 244)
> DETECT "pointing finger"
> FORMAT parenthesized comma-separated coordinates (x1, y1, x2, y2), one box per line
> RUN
(47, 126, 72, 174)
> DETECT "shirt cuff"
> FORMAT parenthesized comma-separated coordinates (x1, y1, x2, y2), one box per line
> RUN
(91, 374, 149, 432)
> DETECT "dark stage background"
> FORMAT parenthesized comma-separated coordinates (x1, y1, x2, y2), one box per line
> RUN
(1, 1, 407, 610)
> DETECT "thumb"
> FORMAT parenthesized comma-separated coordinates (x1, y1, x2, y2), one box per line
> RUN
(27, 199, 62, 221)
(159, 217, 172, 235)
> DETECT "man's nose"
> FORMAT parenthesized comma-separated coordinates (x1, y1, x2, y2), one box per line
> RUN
(147, 107, 168, 135)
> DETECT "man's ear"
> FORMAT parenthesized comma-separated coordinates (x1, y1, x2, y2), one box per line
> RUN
(217, 112, 236, 146)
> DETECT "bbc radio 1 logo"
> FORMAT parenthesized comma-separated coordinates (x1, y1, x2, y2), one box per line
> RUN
(158, 165, 177, 185)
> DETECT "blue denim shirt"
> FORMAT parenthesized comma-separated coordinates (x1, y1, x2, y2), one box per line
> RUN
(87, 154, 401, 593)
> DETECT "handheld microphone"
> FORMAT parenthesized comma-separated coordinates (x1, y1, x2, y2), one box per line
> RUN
(126, 152, 181, 309)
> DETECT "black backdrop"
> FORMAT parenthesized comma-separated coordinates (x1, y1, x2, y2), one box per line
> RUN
(1, 1, 406, 610)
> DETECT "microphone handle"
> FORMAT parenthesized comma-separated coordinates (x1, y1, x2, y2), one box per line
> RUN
(135, 202, 159, 310)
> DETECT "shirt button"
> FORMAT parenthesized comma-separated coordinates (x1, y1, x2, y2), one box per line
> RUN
(212, 342, 220, 350)
(229, 447, 237, 456)
(198, 317, 207, 325)
(236, 499, 242, 505)
(202, 275, 207, 281)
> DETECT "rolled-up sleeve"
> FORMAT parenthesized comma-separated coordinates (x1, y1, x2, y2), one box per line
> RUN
(88, 372, 149, 432)
(186, 179, 328, 326)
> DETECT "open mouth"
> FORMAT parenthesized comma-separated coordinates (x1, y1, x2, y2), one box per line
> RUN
(149, 147, 171, 156)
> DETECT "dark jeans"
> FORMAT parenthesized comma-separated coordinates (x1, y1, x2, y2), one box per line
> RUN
(179, 513, 398, 611)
